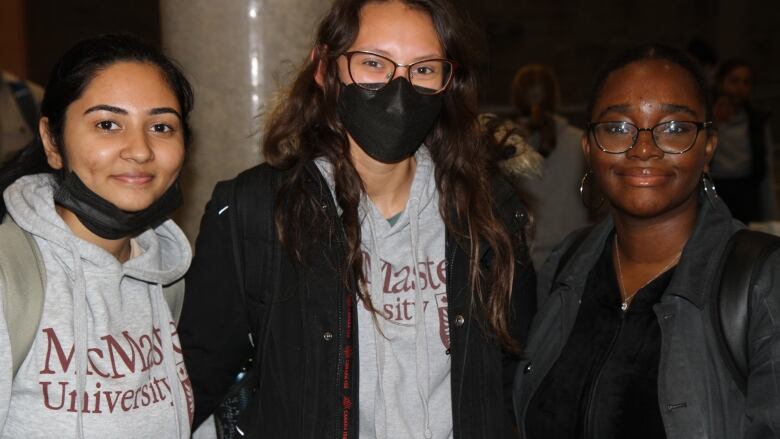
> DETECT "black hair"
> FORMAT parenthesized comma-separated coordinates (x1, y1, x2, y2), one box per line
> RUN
(586, 43, 713, 123)
(0, 34, 193, 218)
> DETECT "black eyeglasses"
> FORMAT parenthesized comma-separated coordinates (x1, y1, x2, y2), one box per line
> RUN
(342, 51, 457, 96)
(588, 120, 713, 154)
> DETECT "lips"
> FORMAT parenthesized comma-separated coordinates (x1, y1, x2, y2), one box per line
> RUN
(112, 172, 154, 185)
(616, 167, 673, 186)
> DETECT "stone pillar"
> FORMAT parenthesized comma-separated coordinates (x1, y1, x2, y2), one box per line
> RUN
(161, 0, 331, 242)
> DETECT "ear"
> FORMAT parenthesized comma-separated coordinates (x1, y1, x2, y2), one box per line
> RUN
(312, 46, 327, 88)
(702, 130, 718, 173)
(580, 131, 592, 169)
(39, 118, 64, 170)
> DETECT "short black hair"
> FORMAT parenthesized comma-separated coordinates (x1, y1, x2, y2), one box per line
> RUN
(586, 43, 712, 122)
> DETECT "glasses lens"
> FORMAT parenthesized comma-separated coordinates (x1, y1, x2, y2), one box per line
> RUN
(593, 122, 637, 153)
(409, 59, 453, 95)
(348, 52, 394, 90)
(653, 121, 698, 153)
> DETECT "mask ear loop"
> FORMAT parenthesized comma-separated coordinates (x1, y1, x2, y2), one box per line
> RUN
(701, 172, 719, 205)
(579, 169, 605, 210)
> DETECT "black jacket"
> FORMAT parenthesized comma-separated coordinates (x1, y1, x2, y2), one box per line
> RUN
(179, 162, 536, 438)
(514, 193, 780, 439)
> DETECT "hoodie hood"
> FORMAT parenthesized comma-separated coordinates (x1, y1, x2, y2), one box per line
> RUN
(4, 174, 190, 284)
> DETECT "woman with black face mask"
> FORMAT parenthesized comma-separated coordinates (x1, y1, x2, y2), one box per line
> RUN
(178, 1, 537, 438)
(0, 35, 194, 438)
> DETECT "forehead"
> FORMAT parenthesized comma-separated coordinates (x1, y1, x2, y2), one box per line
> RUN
(352, 1, 444, 56)
(594, 59, 704, 116)
(76, 61, 178, 109)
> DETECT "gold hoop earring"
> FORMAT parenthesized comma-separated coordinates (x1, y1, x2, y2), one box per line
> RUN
(579, 170, 604, 210)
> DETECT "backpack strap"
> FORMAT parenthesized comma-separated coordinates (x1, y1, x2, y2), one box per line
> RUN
(713, 229, 780, 395)
(0, 215, 46, 378)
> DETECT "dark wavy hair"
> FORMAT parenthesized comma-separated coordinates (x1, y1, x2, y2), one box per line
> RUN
(264, 0, 522, 350)
(587, 43, 713, 123)
(0, 34, 194, 217)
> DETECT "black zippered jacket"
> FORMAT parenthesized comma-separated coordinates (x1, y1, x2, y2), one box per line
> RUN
(179, 162, 536, 438)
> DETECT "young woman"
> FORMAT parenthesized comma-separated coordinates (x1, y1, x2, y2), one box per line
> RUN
(510, 64, 589, 267)
(709, 59, 776, 223)
(0, 35, 194, 438)
(514, 44, 780, 438)
(179, 0, 536, 438)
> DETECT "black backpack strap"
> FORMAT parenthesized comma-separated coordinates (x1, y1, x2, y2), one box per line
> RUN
(218, 168, 284, 436)
(713, 229, 780, 394)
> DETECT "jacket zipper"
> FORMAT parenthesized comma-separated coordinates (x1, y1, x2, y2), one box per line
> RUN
(583, 307, 627, 438)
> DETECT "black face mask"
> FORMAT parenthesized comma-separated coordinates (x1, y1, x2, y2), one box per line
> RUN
(53, 172, 183, 240)
(337, 78, 443, 163)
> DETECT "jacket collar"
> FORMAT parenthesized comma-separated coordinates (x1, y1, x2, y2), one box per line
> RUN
(556, 191, 739, 309)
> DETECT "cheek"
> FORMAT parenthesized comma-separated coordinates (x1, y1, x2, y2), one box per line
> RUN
(337, 57, 352, 83)
(156, 142, 186, 175)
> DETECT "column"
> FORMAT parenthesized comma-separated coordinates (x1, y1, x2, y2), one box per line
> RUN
(161, 0, 331, 241)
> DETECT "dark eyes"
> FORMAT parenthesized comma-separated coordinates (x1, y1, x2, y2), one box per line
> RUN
(97, 120, 120, 131)
(96, 121, 174, 134)
(152, 123, 174, 133)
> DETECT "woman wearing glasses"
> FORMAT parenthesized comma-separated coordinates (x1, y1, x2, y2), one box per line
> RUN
(514, 44, 780, 438)
(179, 0, 536, 438)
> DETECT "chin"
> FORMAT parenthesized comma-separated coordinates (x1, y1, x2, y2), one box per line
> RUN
(110, 197, 158, 213)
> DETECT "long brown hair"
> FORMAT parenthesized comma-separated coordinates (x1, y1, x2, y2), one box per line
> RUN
(263, 0, 522, 351)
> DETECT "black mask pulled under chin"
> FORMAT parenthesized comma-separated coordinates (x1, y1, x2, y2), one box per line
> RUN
(53, 172, 183, 240)
(337, 78, 443, 163)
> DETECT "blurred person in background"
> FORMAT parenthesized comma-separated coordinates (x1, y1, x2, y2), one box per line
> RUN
(0, 70, 43, 164)
(709, 58, 776, 223)
(510, 64, 589, 267)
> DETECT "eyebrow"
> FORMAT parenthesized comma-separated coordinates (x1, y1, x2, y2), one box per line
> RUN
(660, 103, 698, 117)
(354, 48, 446, 63)
(596, 104, 630, 120)
(84, 104, 126, 115)
(83, 105, 181, 119)
(596, 103, 700, 120)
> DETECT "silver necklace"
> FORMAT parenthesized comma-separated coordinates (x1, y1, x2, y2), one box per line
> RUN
(614, 238, 681, 312)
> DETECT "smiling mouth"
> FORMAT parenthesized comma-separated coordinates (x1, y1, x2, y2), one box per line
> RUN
(112, 173, 154, 185)
(617, 168, 673, 186)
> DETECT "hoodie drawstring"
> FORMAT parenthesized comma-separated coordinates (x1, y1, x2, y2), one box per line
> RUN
(365, 196, 433, 439)
(66, 242, 88, 439)
(64, 245, 187, 439)
(408, 197, 432, 439)
(364, 206, 389, 439)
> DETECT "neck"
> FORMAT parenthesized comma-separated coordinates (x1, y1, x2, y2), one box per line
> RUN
(350, 139, 416, 218)
(612, 196, 699, 265)
(55, 204, 132, 262)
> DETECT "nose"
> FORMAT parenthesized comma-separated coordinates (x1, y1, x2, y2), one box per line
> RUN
(627, 129, 663, 160)
(392, 65, 410, 82)
(120, 130, 155, 163)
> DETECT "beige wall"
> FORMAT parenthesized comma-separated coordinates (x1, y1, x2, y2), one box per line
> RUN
(160, 0, 332, 242)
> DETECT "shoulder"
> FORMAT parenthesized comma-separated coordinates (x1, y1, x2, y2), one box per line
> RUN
(210, 163, 290, 206)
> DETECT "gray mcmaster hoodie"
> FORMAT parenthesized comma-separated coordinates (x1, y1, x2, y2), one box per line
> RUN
(317, 146, 452, 439)
(0, 174, 193, 438)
